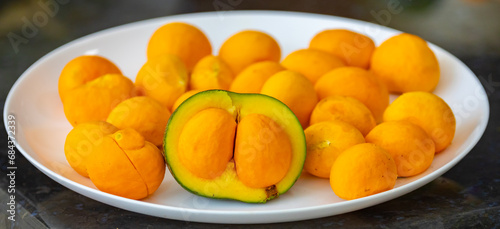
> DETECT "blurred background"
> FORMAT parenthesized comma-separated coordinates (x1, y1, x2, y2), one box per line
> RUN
(1, 0, 500, 101)
(1, 0, 499, 228)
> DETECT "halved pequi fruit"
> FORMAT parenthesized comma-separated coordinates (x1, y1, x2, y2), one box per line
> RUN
(164, 90, 306, 203)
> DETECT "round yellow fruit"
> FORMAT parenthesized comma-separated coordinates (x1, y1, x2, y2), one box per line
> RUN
(366, 120, 435, 177)
(309, 29, 375, 69)
(230, 61, 285, 93)
(190, 55, 234, 90)
(370, 33, 440, 93)
(219, 30, 281, 75)
(383, 91, 455, 152)
(260, 70, 318, 128)
(310, 96, 376, 136)
(62, 74, 135, 126)
(107, 96, 171, 146)
(135, 55, 188, 109)
(330, 143, 397, 200)
(304, 121, 365, 178)
(147, 22, 212, 72)
(58, 55, 122, 101)
(315, 66, 389, 122)
(64, 121, 118, 177)
(281, 49, 345, 84)
(87, 128, 165, 200)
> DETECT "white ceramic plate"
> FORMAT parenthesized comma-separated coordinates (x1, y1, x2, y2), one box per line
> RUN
(4, 11, 489, 224)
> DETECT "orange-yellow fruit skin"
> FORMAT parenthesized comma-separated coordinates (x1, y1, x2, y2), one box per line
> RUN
(58, 55, 122, 101)
(189, 55, 234, 90)
(383, 91, 455, 152)
(230, 61, 285, 93)
(260, 70, 318, 128)
(235, 114, 292, 188)
(309, 29, 375, 69)
(330, 143, 397, 200)
(135, 55, 188, 109)
(147, 22, 212, 72)
(116, 129, 166, 196)
(178, 108, 236, 179)
(123, 142, 165, 195)
(366, 121, 435, 177)
(281, 49, 345, 84)
(113, 127, 146, 150)
(315, 67, 389, 122)
(172, 89, 203, 111)
(63, 74, 135, 126)
(304, 121, 365, 178)
(87, 128, 165, 199)
(64, 121, 118, 177)
(107, 96, 171, 146)
(87, 136, 147, 199)
(310, 96, 376, 136)
(219, 30, 281, 75)
(370, 33, 440, 93)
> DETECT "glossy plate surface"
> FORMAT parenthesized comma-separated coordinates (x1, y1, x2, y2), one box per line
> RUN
(3, 11, 489, 224)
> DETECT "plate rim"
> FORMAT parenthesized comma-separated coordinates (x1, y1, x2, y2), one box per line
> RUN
(3, 10, 491, 224)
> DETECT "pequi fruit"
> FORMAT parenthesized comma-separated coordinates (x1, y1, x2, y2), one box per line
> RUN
(164, 90, 306, 203)
(147, 22, 212, 72)
(365, 120, 435, 177)
(189, 55, 234, 90)
(219, 30, 281, 75)
(330, 143, 397, 200)
(383, 91, 455, 152)
(62, 73, 135, 126)
(58, 55, 122, 101)
(135, 54, 188, 109)
(314, 67, 389, 123)
(64, 121, 118, 177)
(260, 70, 318, 128)
(87, 128, 165, 200)
(107, 96, 171, 147)
(310, 96, 376, 136)
(309, 29, 375, 69)
(230, 61, 285, 94)
(304, 121, 365, 178)
(370, 33, 440, 93)
(281, 49, 345, 84)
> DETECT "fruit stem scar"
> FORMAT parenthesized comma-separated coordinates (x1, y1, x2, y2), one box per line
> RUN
(265, 185, 278, 199)
(307, 140, 331, 151)
(115, 133, 123, 140)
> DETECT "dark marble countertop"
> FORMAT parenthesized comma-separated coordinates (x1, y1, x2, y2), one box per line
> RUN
(1, 0, 499, 228)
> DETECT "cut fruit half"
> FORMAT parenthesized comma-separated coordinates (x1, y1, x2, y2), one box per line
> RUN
(164, 90, 306, 203)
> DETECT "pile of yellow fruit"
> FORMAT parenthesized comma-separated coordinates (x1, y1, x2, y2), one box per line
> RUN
(60, 21, 455, 202)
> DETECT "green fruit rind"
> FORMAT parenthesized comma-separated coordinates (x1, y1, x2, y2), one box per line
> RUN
(163, 90, 306, 203)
